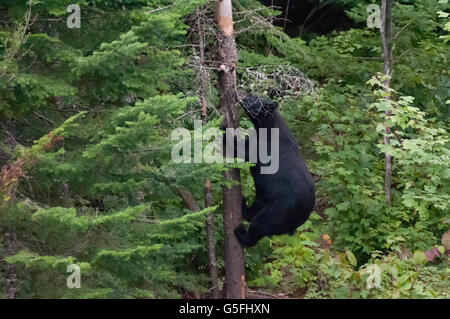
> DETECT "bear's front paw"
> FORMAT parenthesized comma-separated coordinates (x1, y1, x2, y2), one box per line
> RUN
(220, 123, 228, 131)
(234, 224, 248, 246)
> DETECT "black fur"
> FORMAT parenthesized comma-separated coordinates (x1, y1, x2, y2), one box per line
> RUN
(222, 94, 315, 247)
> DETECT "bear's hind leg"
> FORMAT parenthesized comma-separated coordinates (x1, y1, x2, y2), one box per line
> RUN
(242, 197, 265, 222)
(235, 202, 290, 247)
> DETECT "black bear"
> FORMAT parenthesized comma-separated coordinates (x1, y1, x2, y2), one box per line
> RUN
(222, 93, 315, 247)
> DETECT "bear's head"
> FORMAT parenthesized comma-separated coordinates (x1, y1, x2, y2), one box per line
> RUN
(238, 93, 278, 123)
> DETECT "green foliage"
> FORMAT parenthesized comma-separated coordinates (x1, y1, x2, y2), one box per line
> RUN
(371, 75, 449, 251)
(438, 0, 450, 42)
(306, 249, 449, 299)
(248, 229, 449, 299)
(291, 75, 449, 259)
(1, 202, 216, 298)
(1, 0, 220, 299)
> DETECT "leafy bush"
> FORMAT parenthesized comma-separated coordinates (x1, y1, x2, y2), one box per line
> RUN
(289, 75, 449, 260)
(248, 229, 449, 299)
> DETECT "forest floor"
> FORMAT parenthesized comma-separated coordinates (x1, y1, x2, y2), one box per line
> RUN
(246, 288, 307, 299)
(197, 288, 307, 299)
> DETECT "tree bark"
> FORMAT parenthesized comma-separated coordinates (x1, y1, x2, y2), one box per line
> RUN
(380, 0, 394, 205)
(196, 8, 219, 299)
(176, 183, 219, 298)
(203, 180, 219, 298)
(3, 231, 17, 299)
(215, 0, 246, 299)
(176, 188, 200, 211)
(1, 120, 18, 299)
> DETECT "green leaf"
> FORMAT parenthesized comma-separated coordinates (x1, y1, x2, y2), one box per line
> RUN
(413, 251, 427, 264)
(346, 250, 357, 267)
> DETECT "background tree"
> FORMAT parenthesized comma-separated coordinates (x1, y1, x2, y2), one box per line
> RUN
(380, 0, 394, 205)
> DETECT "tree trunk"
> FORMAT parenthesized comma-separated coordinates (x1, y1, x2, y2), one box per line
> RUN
(175, 183, 219, 298)
(215, 0, 246, 299)
(3, 231, 17, 299)
(203, 180, 219, 298)
(176, 188, 200, 211)
(1, 119, 18, 299)
(196, 8, 219, 299)
(380, 0, 394, 205)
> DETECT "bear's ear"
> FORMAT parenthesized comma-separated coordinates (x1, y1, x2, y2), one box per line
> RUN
(269, 101, 278, 111)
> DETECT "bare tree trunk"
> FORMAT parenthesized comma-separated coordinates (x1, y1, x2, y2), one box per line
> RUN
(215, 0, 245, 299)
(203, 180, 219, 298)
(283, 0, 290, 30)
(175, 182, 219, 298)
(196, 8, 208, 121)
(1, 120, 18, 299)
(196, 8, 219, 299)
(3, 231, 17, 299)
(380, 0, 394, 205)
(176, 188, 200, 211)
(0, 3, 34, 299)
